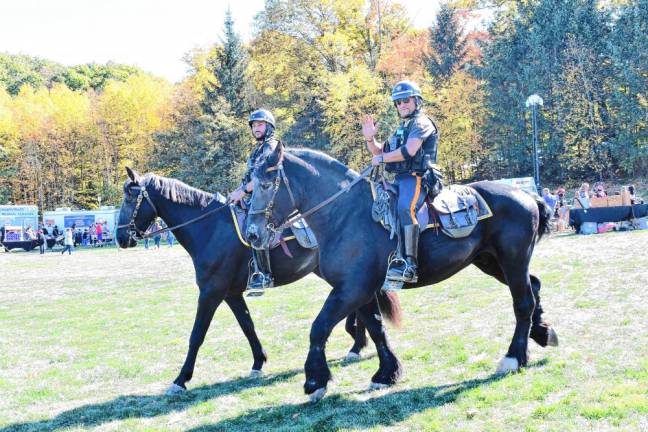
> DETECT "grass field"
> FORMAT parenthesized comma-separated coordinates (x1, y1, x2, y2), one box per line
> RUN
(1, 231, 647, 431)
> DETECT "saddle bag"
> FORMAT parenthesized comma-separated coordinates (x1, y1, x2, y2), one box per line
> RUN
(433, 188, 479, 239)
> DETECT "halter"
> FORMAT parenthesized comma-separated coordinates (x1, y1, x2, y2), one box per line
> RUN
(117, 182, 159, 242)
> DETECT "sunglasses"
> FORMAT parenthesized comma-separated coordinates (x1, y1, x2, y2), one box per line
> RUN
(395, 97, 413, 106)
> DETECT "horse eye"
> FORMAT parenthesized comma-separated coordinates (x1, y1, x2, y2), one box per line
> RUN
(260, 182, 271, 191)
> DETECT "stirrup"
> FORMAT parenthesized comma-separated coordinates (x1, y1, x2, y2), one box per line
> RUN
(386, 260, 418, 283)
(246, 271, 273, 297)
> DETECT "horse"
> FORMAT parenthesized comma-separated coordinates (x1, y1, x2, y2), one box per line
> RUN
(115, 167, 400, 395)
(245, 143, 558, 401)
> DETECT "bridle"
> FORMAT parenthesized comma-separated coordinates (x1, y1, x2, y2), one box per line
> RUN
(247, 163, 298, 234)
(248, 157, 373, 236)
(117, 182, 159, 241)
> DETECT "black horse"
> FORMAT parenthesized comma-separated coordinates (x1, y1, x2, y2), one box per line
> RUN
(246, 144, 558, 401)
(116, 167, 399, 395)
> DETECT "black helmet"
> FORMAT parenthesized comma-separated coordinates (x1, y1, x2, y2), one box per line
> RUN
(391, 80, 423, 101)
(248, 109, 275, 128)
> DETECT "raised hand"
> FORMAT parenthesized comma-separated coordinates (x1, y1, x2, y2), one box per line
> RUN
(361, 114, 378, 141)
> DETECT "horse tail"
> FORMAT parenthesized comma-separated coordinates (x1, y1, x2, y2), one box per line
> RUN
(377, 290, 402, 329)
(534, 194, 552, 243)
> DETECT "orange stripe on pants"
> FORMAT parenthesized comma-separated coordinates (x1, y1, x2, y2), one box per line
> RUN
(409, 174, 422, 225)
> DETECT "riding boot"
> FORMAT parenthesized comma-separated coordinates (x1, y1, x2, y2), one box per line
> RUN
(386, 224, 419, 283)
(247, 248, 274, 296)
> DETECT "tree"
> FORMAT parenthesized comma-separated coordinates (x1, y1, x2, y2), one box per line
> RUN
(481, 0, 615, 183)
(207, 9, 249, 117)
(425, 3, 468, 81)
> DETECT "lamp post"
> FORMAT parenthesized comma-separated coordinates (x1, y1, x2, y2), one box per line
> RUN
(525, 94, 543, 193)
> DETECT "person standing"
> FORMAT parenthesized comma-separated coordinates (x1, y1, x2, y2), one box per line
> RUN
(152, 220, 162, 249)
(38, 229, 46, 255)
(61, 227, 74, 255)
(96, 222, 103, 247)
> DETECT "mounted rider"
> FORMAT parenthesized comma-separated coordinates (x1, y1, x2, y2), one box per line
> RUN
(362, 80, 439, 283)
(228, 108, 278, 294)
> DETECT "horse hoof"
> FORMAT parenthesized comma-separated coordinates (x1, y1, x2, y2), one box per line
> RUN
(165, 383, 186, 396)
(345, 352, 361, 362)
(547, 328, 559, 347)
(368, 381, 390, 391)
(495, 356, 519, 374)
(249, 369, 264, 378)
(308, 387, 327, 403)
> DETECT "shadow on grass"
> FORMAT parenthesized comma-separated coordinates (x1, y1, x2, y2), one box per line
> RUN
(2, 359, 548, 432)
(0, 355, 372, 432)
(187, 359, 550, 432)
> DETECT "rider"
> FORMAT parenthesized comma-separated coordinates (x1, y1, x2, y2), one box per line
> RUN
(228, 109, 278, 293)
(361, 80, 439, 283)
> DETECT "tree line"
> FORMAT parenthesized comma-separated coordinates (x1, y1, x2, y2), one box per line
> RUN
(0, 0, 646, 211)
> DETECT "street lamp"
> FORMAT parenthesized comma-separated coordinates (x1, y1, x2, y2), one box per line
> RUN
(525, 94, 543, 193)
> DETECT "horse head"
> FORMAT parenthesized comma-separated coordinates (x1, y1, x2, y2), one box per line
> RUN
(246, 141, 298, 250)
(116, 166, 158, 248)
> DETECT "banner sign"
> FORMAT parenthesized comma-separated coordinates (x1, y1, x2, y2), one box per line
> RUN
(64, 215, 96, 228)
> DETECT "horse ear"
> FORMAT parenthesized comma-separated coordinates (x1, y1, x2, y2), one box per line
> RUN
(125, 166, 140, 182)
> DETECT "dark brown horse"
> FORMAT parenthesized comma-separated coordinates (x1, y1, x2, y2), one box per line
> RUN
(246, 144, 558, 401)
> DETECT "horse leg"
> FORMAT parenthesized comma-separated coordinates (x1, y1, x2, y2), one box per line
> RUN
(529, 275, 559, 347)
(344, 312, 367, 361)
(168, 289, 225, 394)
(355, 297, 402, 388)
(497, 262, 536, 374)
(474, 255, 558, 349)
(304, 286, 373, 401)
(225, 294, 268, 376)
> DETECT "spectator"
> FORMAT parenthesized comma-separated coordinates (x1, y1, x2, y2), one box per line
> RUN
(74, 230, 82, 247)
(152, 220, 162, 249)
(628, 185, 639, 205)
(90, 224, 97, 247)
(593, 182, 607, 198)
(96, 222, 103, 247)
(574, 183, 591, 209)
(102, 222, 110, 245)
(24, 225, 36, 241)
(555, 188, 569, 232)
(166, 230, 174, 247)
(61, 227, 74, 255)
(38, 229, 46, 255)
(542, 188, 557, 211)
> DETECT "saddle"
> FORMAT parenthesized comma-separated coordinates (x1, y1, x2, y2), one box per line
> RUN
(371, 182, 493, 239)
(231, 204, 318, 251)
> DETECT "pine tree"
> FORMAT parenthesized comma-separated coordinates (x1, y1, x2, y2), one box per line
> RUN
(425, 4, 468, 81)
(207, 9, 249, 117)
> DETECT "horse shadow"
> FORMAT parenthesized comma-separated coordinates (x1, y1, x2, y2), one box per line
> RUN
(2, 359, 547, 432)
(186, 359, 549, 432)
(1, 368, 304, 432)
(0, 355, 373, 432)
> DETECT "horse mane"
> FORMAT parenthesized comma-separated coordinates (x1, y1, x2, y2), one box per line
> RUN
(143, 173, 224, 208)
(255, 146, 358, 182)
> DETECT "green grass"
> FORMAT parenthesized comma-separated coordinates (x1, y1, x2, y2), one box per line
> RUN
(1, 231, 647, 431)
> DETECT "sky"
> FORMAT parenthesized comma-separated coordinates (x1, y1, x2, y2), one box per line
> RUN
(0, 0, 442, 82)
